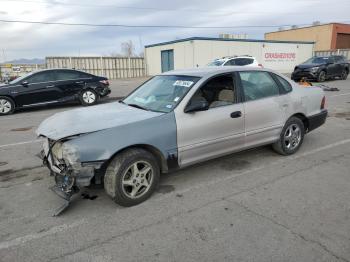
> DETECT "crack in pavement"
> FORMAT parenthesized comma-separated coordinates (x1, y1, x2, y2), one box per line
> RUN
(231, 200, 349, 262)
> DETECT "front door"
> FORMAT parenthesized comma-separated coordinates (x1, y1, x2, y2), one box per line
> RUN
(161, 49, 174, 73)
(237, 71, 286, 148)
(15, 71, 62, 107)
(176, 73, 245, 167)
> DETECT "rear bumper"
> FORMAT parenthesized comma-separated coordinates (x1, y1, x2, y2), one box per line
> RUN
(307, 110, 328, 132)
(100, 86, 111, 97)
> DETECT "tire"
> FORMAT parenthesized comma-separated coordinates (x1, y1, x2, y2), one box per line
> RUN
(79, 89, 98, 106)
(104, 148, 160, 207)
(0, 96, 15, 115)
(317, 70, 326, 82)
(341, 69, 348, 80)
(272, 117, 305, 156)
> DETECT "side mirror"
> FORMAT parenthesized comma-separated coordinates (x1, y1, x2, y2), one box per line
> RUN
(21, 81, 29, 87)
(184, 99, 209, 113)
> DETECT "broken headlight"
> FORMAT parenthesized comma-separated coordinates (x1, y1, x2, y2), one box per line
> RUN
(49, 141, 80, 169)
(61, 142, 80, 168)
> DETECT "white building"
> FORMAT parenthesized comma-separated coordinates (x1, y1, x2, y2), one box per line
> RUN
(145, 37, 314, 75)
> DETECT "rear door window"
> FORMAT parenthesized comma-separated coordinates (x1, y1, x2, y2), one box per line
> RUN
(234, 58, 254, 66)
(239, 71, 280, 101)
(272, 74, 293, 93)
(55, 71, 82, 81)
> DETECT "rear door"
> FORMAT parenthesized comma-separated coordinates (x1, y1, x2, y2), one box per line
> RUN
(54, 70, 90, 99)
(15, 71, 62, 107)
(238, 71, 287, 148)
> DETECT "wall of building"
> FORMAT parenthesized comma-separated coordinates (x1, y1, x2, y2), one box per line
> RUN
(265, 23, 350, 51)
(145, 39, 314, 75)
(332, 24, 350, 49)
(46, 56, 146, 79)
(265, 24, 333, 51)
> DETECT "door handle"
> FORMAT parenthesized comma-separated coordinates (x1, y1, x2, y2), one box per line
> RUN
(75, 81, 84, 84)
(46, 85, 55, 88)
(230, 111, 242, 118)
(282, 104, 288, 108)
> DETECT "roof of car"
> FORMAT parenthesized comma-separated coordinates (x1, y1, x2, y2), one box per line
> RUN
(161, 66, 272, 78)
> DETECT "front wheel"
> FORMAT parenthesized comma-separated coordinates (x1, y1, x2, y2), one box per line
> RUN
(79, 89, 98, 106)
(317, 70, 326, 82)
(104, 148, 160, 207)
(272, 117, 305, 155)
(341, 70, 348, 80)
(0, 96, 15, 115)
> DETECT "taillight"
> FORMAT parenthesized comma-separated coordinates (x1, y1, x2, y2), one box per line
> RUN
(99, 80, 109, 85)
(258, 63, 264, 68)
(321, 96, 326, 109)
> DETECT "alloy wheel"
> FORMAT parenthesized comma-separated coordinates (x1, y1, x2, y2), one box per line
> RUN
(0, 99, 12, 114)
(121, 161, 153, 199)
(82, 91, 96, 104)
(284, 124, 301, 150)
(319, 71, 326, 82)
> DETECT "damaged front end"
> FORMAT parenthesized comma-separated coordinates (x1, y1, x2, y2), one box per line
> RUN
(40, 136, 104, 216)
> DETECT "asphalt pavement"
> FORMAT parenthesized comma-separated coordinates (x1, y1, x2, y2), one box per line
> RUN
(0, 76, 349, 262)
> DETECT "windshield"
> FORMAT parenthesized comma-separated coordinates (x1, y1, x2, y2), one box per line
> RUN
(9, 71, 35, 84)
(303, 57, 329, 64)
(207, 60, 225, 66)
(123, 75, 200, 113)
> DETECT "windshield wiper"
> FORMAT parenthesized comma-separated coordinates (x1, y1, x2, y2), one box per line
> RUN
(127, 103, 149, 111)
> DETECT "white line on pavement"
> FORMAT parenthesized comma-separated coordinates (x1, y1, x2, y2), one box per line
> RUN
(0, 140, 43, 149)
(0, 219, 85, 250)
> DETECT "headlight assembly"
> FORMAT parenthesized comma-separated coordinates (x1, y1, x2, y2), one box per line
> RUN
(61, 143, 80, 168)
(310, 67, 319, 73)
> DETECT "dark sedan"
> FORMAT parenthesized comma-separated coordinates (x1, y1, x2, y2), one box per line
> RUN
(291, 55, 349, 82)
(0, 69, 111, 115)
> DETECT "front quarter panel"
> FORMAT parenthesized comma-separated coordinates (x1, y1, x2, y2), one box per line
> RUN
(65, 112, 178, 167)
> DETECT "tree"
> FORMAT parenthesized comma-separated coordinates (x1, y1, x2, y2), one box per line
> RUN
(121, 40, 135, 57)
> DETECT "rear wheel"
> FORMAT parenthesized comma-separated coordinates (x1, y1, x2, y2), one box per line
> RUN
(0, 96, 15, 115)
(317, 70, 326, 82)
(272, 117, 305, 155)
(80, 89, 98, 106)
(104, 148, 160, 207)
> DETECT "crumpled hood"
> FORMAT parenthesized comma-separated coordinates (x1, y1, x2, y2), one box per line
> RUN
(36, 102, 163, 140)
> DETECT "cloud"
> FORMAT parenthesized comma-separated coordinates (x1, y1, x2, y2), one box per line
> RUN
(0, 0, 349, 60)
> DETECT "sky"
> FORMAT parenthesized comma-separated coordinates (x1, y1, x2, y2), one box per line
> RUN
(0, 0, 349, 61)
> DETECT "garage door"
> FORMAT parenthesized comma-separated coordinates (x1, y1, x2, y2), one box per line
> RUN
(161, 49, 174, 73)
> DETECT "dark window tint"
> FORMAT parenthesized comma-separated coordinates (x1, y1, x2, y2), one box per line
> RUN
(334, 56, 346, 63)
(78, 72, 92, 78)
(239, 71, 280, 101)
(55, 70, 82, 81)
(224, 59, 236, 66)
(274, 74, 292, 93)
(234, 58, 254, 66)
(190, 74, 235, 108)
(27, 71, 56, 83)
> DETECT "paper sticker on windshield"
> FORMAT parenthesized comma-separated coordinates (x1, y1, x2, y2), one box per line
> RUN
(173, 80, 194, 88)
(166, 104, 173, 109)
(174, 97, 180, 102)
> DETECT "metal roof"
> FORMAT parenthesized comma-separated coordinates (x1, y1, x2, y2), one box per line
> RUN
(145, 37, 315, 48)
